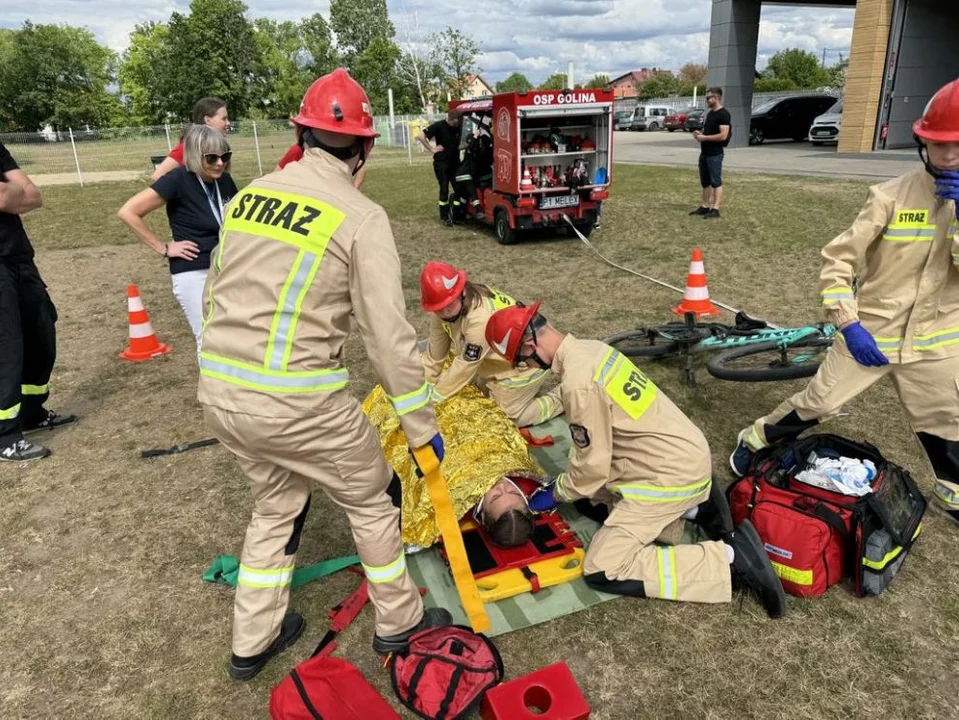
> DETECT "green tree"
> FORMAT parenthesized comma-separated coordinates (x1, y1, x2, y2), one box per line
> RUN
(351, 36, 403, 114)
(496, 72, 533, 93)
(539, 73, 569, 90)
(678, 63, 707, 87)
(329, 0, 394, 66)
(754, 77, 799, 93)
(764, 48, 831, 89)
(429, 27, 481, 99)
(0, 22, 120, 132)
(151, 0, 262, 120)
(118, 22, 170, 125)
(300, 13, 338, 78)
(584, 74, 611, 89)
(637, 71, 680, 99)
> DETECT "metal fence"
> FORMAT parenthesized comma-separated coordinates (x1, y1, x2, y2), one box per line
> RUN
(0, 114, 447, 185)
(612, 88, 840, 115)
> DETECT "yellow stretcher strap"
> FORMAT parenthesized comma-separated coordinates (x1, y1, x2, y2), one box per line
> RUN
(412, 446, 490, 633)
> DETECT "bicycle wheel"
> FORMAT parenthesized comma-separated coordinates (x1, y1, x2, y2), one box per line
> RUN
(603, 327, 680, 358)
(707, 336, 833, 382)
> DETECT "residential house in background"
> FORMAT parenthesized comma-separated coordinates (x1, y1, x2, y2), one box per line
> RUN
(609, 69, 661, 99)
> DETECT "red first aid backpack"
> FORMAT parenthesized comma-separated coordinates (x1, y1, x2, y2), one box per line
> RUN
(270, 645, 400, 720)
(728, 434, 926, 598)
(390, 625, 504, 720)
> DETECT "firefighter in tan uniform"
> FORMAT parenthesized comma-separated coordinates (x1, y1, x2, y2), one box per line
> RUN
(484, 301, 787, 618)
(198, 69, 452, 681)
(420, 261, 563, 426)
(730, 79, 959, 524)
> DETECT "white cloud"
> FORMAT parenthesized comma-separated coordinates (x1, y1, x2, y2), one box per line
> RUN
(3, 0, 855, 83)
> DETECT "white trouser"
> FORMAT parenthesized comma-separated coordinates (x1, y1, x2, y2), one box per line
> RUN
(170, 269, 207, 354)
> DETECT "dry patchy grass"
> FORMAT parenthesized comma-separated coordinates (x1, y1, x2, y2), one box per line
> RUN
(2, 162, 958, 719)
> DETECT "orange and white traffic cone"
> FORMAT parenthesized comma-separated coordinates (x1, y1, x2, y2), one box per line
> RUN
(672, 248, 721, 318)
(520, 166, 534, 191)
(120, 284, 172, 362)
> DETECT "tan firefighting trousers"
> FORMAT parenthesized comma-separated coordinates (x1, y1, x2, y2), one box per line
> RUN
(742, 345, 959, 511)
(487, 380, 564, 427)
(583, 487, 732, 604)
(204, 395, 423, 657)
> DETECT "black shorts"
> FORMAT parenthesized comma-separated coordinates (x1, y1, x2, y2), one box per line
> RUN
(699, 152, 724, 188)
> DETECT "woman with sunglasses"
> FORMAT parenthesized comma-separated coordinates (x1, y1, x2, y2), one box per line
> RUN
(118, 124, 237, 352)
(152, 97, 231, 181)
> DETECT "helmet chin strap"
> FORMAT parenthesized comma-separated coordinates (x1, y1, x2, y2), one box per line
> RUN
(916, 138, 945, 179)
(303, 129, 368, 176)
(441, 293, 467, 324)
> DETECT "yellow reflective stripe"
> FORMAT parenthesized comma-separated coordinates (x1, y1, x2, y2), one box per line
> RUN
(554, 472, 572, 501)
(935, 480, 959, 506)
(745, 426, 765, 452)
(952, 252, 959, 267)
(860, 525, 919, 572)
(592, 347, 618, 384)
(536, 395, 552, 423)
(771, 560, 813, 586)
(237, 563, 294, 588)
(224, 187, 345, 254)
(657, 546, 677, 600)
(21, 384, 48, 395)
(882, 225, 936, 242)
(388, 382, 431, 415)
(363, 554, 407, 583)
(820, 285, 855, 303)
(913, 327, 959, 352)
(0, 403, 21, 420)
(617, 477, 711, 503)
(266, 250, 307, 370)
(199, 352, 349, 393)
(495, 369, 548, 388)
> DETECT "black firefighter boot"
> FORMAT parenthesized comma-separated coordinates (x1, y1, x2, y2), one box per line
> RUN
(372, 607, 453, 656)
(229, 611, 305, 681)
(729, 520, 787, 619)
(694, 480, 735, 541)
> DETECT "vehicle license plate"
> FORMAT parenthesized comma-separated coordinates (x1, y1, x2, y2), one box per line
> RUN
(540, 194, 580, 210)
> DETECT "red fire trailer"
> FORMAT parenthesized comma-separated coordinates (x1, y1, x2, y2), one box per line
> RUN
(449, 88, 613, 245)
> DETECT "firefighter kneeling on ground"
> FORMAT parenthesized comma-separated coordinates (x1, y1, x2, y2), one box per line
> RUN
(484, 301, 787, 618)
(729, 78, 959, 526)
(198, 68, 452, 681)
(420, 261, 563, 427)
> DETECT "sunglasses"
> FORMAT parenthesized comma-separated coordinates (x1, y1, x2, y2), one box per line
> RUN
(204, 152, 233, 165)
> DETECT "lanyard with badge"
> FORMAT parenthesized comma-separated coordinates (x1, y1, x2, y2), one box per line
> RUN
(197, 176, 224, 227)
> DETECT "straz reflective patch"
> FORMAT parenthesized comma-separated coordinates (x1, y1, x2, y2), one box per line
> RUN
(225, 187, 346, 253)
(595, 349, 659, 421)
(895, 209, 929, 226)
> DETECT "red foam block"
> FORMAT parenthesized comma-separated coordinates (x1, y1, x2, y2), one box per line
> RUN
(480, 662, 590, 720)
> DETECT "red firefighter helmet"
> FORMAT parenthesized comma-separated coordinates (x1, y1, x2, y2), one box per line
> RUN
(485, 301, 541, 365)
(913, 79, 959, 143)
(292, 68, 380, 138)
(420, 261, 467, 312)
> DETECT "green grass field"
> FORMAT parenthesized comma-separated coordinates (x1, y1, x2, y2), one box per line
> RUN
(2, 160, 958, 719)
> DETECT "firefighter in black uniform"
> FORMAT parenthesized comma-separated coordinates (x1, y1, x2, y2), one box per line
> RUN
(417, 109, 462, 226)
(0, 142, 75, 462)
(452, 116, 494, 221)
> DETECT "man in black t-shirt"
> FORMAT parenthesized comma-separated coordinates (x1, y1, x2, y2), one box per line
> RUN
(417, 109, 463, 226)
(691, 87, 732, 219)
(0, 142, 76, 462)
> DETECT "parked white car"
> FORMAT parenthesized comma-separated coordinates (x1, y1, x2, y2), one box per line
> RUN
(629, 105, 673, 132)
(808, 99, 843, 146)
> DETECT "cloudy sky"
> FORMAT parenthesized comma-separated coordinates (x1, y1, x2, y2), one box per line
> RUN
(3, 0, 856, 84)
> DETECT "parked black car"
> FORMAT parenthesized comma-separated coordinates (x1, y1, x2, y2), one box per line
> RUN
(748, 94, 837, 145)
(684, 108, 705, 132)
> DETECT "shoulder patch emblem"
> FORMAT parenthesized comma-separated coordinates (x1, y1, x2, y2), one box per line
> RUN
(570, 424, 590, 449)
(464, 343, 482, 361)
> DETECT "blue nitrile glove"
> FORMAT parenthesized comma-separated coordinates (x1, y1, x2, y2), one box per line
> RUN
(935, 170, 959, 219)
(841, 322, 889, 367)
(528, 482, 558, 512)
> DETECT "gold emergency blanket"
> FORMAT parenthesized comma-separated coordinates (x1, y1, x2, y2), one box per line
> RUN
(362, 383, 543, 548)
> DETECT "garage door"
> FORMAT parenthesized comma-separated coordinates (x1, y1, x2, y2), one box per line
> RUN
(877, 0, 959, 149)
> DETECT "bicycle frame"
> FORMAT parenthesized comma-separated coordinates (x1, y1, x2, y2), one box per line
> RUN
(655, 322, 836, 353)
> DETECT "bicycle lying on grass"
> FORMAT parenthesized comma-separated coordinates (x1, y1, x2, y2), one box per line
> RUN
(603, 311, 837, 387)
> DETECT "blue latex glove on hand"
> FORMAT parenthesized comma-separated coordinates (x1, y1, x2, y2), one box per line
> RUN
(412, 433, 445, 476)
(528, 482, 558, 512)
(935, 170, 959, 219)
(842, 322, 889, 367)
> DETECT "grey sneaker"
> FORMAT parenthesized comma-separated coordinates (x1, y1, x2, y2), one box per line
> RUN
(0, 439, 51, 462)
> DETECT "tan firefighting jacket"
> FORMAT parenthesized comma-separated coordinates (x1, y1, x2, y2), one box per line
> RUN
(820, 166, 959, 363)
(198, 149, 437, 448)
(550, 335, 712, 504)
(422, 289, 548, 402)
